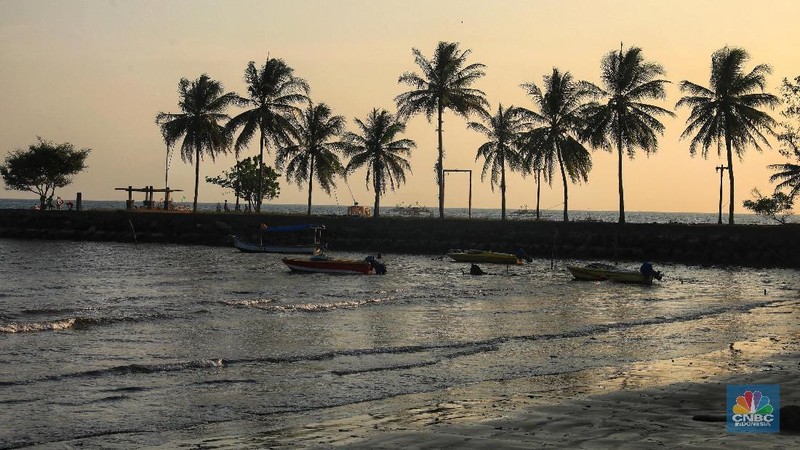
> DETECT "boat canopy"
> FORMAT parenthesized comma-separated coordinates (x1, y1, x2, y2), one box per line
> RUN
(261, 224, 325, 233)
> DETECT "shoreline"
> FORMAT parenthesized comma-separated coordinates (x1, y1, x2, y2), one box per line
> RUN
(1, 209, 799, 267)
(59, 300, 798, 448)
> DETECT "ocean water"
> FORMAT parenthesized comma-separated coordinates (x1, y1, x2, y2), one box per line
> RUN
(0, 238, 797, 447)
(0, 198, 781, 224)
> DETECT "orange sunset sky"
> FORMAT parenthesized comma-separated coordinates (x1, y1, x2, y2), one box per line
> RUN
(1, 0, 799, 214)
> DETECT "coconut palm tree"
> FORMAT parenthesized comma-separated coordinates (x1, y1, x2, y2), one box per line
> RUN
(519, 68, 594, 222)
(157, 74, 237, 212)
(395, 41, 489, 218)
(582, 45, 674, 224)
(677, 46, 778, 225)
(468, 104, 526, 220)
(227, 58, 309, 212)
(276, 102, 346, 215)
(341, 109, 416, 218)
(769, 161, 800, 200)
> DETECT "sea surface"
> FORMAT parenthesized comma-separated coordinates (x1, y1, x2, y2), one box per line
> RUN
(0, 198, 784, 225)
(0, 238, 798, 448)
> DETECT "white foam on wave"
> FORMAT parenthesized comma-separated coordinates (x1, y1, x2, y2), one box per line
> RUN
(0, 318, 77, 333)
(261, 296, 394, 313)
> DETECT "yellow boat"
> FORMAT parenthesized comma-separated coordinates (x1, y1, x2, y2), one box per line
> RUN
(566, 263, 663, 285)
(446, 249, 522, 265)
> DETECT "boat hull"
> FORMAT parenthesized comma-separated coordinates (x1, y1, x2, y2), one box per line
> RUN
(282, 257, 372, 274)
(447, 249, 521, 265)
(233, 236, 319, 254)
(567, 265, 656, 285)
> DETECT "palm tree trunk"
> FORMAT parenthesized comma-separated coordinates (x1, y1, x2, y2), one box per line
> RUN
(500, 152, 507, 221)
(256, 133, 265, 213)
(437, 104, 445, 219)
(535, 169, 541, 220)
(193, 144, 200, 213)
(726, 132, 735, 225)
(617, 129, 625, 224)
(373, 160, 381, 218)
(307, 155, 314, 216)
(557, 147, 569, 222)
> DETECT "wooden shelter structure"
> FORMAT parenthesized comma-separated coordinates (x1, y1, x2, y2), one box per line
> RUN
(115, 186, 183, 210)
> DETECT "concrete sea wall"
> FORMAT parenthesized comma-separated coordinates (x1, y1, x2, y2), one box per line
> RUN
(1, 209, 799, 268)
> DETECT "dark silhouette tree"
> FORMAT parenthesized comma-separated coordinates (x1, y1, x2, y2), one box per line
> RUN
(519, 68, 594, 222)
(276, 102, 345, 215)
(0, 137, 90, 210)
(468, 104, 526, 221)
(341, 109, 415, 217)
(157, 74, 237, 212)
(205, 156, 280, 212)
(227, 58, 309, 212)
(583, 45, 674, 224)
(395, 41, 488, 218)
(677, 47, 778, 225)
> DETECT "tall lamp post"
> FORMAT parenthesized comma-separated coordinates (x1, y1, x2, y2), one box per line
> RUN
(715, 165, 728, 224)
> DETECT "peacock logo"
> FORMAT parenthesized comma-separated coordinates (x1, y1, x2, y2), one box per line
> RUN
(727, 385, 780, 433)
(732, 390, 774, 415)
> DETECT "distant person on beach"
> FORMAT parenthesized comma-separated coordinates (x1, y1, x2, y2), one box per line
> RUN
(224, 200, 229, 212)
(46, 195, 54, 210)
(66, 201, 74, 210)
(56, 196, 63, 209)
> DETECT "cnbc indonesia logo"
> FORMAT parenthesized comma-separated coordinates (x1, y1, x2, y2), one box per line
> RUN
(727, 385, 780, 433)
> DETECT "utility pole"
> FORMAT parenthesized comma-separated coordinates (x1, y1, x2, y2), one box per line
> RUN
(715, 165, 728, 224)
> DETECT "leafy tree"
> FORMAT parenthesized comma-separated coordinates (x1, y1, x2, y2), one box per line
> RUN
(0, 138, 90, 210)
(519, 68, 594, 222)
(395, 41, 489, 218)
(583, 46, 674, 223)
(205, 156, 280, 212)
(677, 47, 779, 225)
(227, 58, 309, 212)
(341, 109, 416, 218)
(468, 104, 526, 221)
(156, 74, 237, 212)
(742, 188, 793, 224)
(276, 102, 345, 215)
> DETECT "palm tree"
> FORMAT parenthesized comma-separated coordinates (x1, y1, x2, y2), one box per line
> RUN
(341, 109, 416, 217)
(395, 41, 489, 218)
(583, 45, 674, 224)
(769, 161, 800, 200)
(276, 102, 346, 215)
(519, 68, 594, 222)
(227, 58, 309, 212)
(156, 74, 237, 212)
(677, 46, 778, 225)
(468, 104, 526, 220)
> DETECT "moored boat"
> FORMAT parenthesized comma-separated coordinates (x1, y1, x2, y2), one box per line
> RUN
(566, 262, 663, 285)
(282, 255, 377, 274)
(447, 249, 523, 265)
(232, 224, 324, 254)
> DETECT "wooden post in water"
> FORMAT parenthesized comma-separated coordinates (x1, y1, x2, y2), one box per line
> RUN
(76, 192, 82, 211)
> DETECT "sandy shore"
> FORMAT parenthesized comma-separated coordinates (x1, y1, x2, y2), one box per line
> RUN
(260, 329, 798, 449)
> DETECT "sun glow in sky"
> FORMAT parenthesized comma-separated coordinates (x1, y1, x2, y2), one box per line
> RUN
(1, 0, 799, 213)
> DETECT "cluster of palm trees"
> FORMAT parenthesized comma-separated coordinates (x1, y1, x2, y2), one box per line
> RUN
(157, 42, 786, 225)
(156, 59, 414, 216)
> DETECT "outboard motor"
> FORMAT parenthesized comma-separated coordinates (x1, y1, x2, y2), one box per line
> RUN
(365, 255, 387, 275)
(640, 262, 663, 281)
(515, 247, 533, 263)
